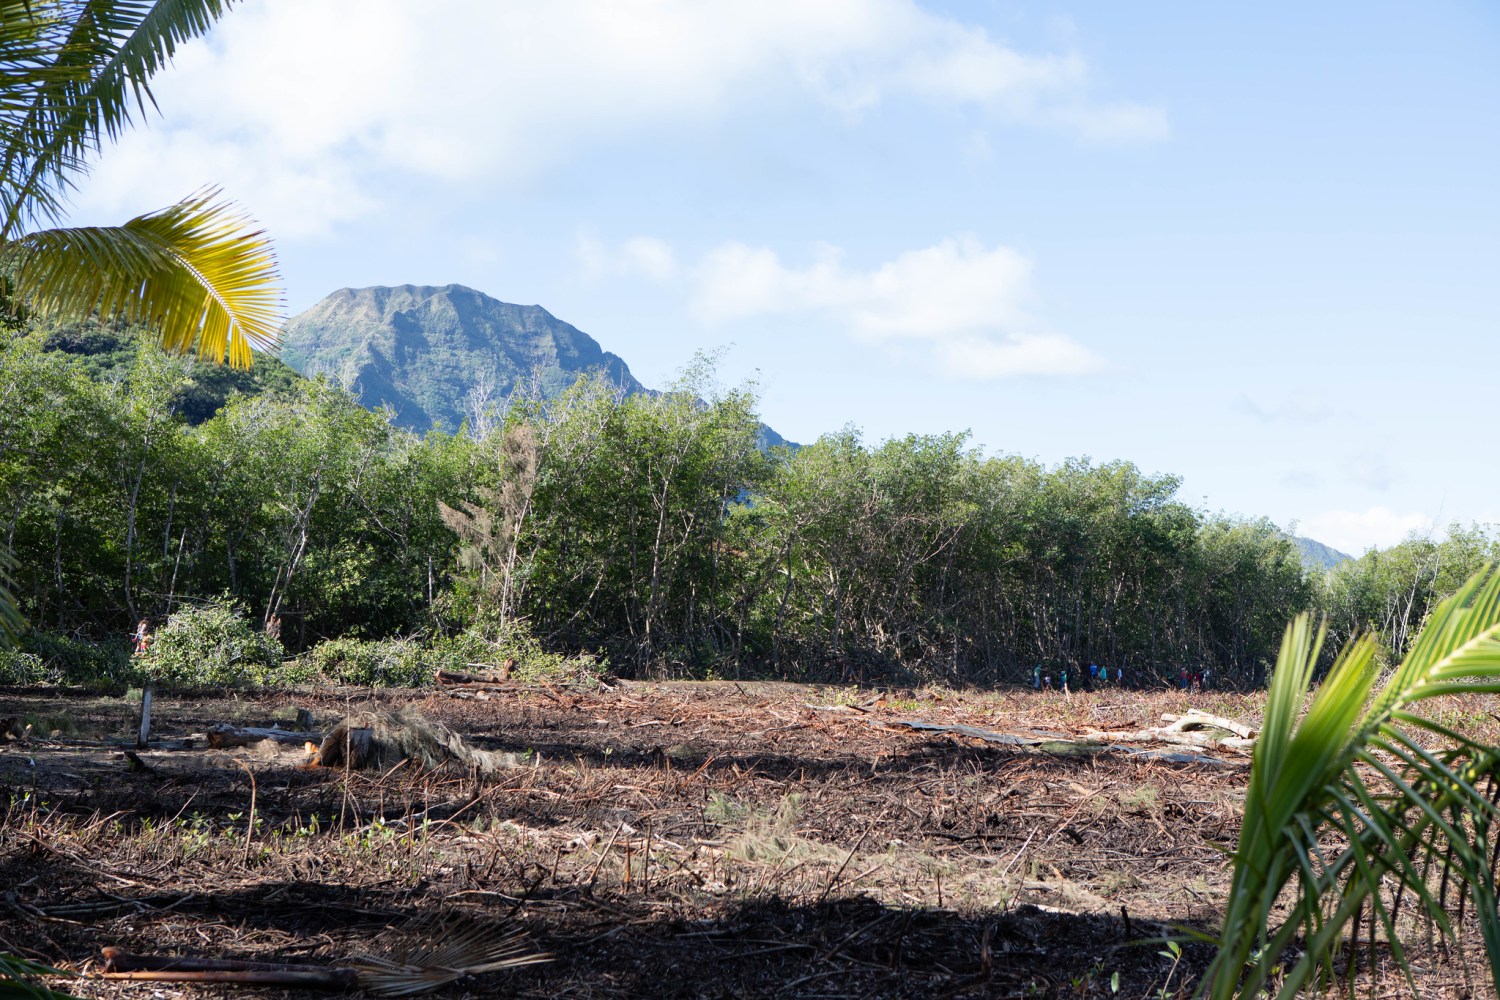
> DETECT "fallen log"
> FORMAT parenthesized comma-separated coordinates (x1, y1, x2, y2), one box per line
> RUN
(205, 724, 323, 749)
(1082, 728, 1255, 753)
(1160, 709, 1257, 740)
(873, 716, 1250, 766)
(436, 667, 504, 684)
(435, 659, 516, 685)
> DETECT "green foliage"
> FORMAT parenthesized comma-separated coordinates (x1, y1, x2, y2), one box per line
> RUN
(33, 317, 302, 422)
(1206, 566, 1500, 998)
(0, 2, 283, 364)
(305, 636, 432, 688)
(0, 952, 78, 1000)
(0, 548, 21, 647)
(143, 599, 283, 688)
(432, 616, 606, 687)
(0, 647, 46, 685)
(1321, 523, 1500, 666)
(0, 331, 1334, 686)
(20, 631, 134, 688)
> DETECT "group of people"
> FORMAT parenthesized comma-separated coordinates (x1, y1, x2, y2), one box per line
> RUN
(1028, 661, 1216, 692)
(1031, 662, 1123, 692)
(1177, 667, 1212, 692)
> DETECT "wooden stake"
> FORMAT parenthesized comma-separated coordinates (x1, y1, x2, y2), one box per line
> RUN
(136, 681, 153, 749)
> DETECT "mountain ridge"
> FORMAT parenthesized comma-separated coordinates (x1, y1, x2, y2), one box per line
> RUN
(1292, 534, 1352, 570)
(281, 283, 648, 434)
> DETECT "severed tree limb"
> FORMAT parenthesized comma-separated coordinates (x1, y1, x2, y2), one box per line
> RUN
(1160, 709, 1258, 740)
(205, 724, 323, 749)
(1083, 728, 1256, 753)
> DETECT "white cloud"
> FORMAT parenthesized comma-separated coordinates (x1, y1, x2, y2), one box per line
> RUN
(577, 235, 679, 282)
(69, 0, 1167, 235)
(1300, 507, 1435, 555)
(934, 333, 1105, 379)
(691, 234, 1104, 378)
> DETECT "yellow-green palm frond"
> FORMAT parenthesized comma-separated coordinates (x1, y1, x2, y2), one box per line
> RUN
(0, 0, 236, 236)
(1207, 565, 1500, 999)
(2, 189, 282, 366)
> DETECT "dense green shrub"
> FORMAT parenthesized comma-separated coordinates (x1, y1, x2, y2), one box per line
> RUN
(21, 632, 136, 688)
(431, 616, 607, 687)
(0, 648, 50, 685)
(143, 600, 284, 688)
(305, 637, 434, 688)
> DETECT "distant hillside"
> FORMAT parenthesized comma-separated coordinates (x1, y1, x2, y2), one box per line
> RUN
(31, 320, 302, 424)
(281, 284, 650, 434)
(1293, 535, 1353, 571)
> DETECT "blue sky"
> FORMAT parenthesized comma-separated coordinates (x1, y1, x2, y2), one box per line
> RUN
(70, 1, 1499, 554)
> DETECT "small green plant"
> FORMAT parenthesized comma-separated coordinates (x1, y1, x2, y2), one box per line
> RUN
(431, 616, 607, 687)
(1155, 940, 1182, 998)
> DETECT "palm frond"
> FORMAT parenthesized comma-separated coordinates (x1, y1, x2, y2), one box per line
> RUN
(0, 0, 236, 236)
(1207, 565, 1500, 999)
(350, 918, 552, 997)
(2, 189, 282, 366)
(0, 952, 79, 1000)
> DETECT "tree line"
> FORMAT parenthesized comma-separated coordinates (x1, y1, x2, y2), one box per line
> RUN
(2, 326, 1489, 688)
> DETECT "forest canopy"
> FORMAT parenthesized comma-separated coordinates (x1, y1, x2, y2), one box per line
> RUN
(2, 322, 1491, 689)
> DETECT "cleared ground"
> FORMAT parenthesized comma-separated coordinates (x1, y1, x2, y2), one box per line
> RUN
(0, 681, 1489, 998)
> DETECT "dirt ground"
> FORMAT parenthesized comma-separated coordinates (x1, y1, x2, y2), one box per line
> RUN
(0, 681, 1487, 998)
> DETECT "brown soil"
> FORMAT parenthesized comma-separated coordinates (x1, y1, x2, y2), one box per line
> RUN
(0, 682, 1484, 998)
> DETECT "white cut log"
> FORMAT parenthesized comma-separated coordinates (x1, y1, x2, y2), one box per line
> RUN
(1160, 710, 1258, 740)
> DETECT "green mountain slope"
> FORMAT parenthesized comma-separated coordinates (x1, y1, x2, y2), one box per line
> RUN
(1293, 534, 1353, 570)
(281, 284, 648, 434)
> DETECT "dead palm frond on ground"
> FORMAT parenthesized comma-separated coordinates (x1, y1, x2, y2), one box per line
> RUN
(99, 917, 552, 996)
(1205, 566, 1500, 998)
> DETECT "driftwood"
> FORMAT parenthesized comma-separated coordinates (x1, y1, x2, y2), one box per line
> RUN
(206, 724, 322, 749)
(101, 947, 360, 988)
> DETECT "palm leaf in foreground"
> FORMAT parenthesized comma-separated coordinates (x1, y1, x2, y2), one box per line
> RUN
(0, 954, 77, 1000)
(1, 189, 282, 367)
(1206, 566, 1500, 998)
